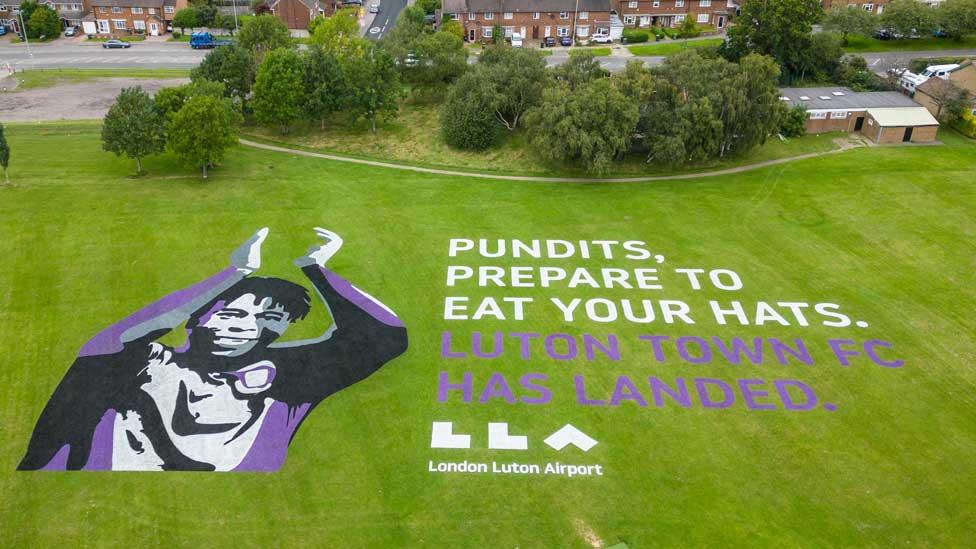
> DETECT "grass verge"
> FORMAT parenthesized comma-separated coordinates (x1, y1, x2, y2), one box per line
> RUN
(10, 68, 190, 90)
(628, 38, 724, 56)
(842, 34, 976, 52)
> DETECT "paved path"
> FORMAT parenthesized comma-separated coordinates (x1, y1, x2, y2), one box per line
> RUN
(239, 138, 862, 183)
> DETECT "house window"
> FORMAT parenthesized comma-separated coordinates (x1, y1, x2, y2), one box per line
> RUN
(450, 12, 459, 19)
(830, 111, 848, 119)
(134, 19, 145, 30)
(863, 3, 873, 11)
(809, 111, 827, 119)
(111, 6, 121, 12)
(628, 1, 637, 7)
(113, 19, 126, 29)
(557, 26, 569, 36)
(697, 13, 709, 22)
(164, 5, 174, 13)
(699, 0, 711, 6)
(559, 11, 569, 18)
(576, 25, 589, 36)
(504, 26, 513, 37)
(467, 11, 473, 19)
(675, 0, 684, 5)
(484, 11, 493, 19)
(482, 26, 492, 38)
(97, 19, 109, 32)
(652, 1, 659, 6)
(99, 6, 107, 12)
(503, 11, 512, 19)
(131, 6, 142, 13)
(72, 3, 82, 8)
(580, 11, 588, 19)
(623, 14, 636, 24)
(675, 14, 685, 21)
(532, 12, 539, 19)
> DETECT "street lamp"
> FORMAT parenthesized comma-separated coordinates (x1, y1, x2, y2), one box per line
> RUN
(17, 8, 34, 71)
(232, 0, 239, 33)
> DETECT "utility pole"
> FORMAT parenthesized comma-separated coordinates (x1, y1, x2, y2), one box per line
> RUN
(571, 0, 579, 45)
(18, 8, 34, 71)
(232, 0, 239, 33)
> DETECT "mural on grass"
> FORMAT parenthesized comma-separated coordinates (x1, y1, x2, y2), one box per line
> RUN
(18, 228, 408, 472)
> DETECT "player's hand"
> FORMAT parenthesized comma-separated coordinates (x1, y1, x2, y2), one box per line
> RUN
(294, 227, 343, 268)
(230, 227, 269, 274)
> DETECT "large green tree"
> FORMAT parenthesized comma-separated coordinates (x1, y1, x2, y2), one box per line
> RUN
(166, 95, 242, 178)
(252, 48, 305, 134)
(154, 80, 227, 119)
(823, 6, 880, 45)
(525, 78, 638, 175)
(881, 0, 937, 37)
(27, 5, 60, 39)
(440, 69, 502, 150)
(238, 14, 293, 60)
(191, 44, 255, 106)
(478, 45, 548, 131)
(311, 7, 360, 49)
(101, 87, 166, 175)
(302, 46, 347, 130)
(722, 0, 822, 81)
(552, 52, 608, 90)
(172, 8, 199, 34)
(343, 41, 402, 132)
(0, 123, 9, 184)
(936, 0, 976, 39)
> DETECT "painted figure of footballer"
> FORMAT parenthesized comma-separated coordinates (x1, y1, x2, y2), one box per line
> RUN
(19, 228, 408, 472)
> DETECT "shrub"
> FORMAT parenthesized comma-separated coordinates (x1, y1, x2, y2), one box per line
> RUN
(954, 110, 976, 138)
(440, 69, 501, 150)
(676, 18, 701, 39)
(173, 31, 182, 38)
(623, 29, 650, 43)
(780, 105, 808, 137)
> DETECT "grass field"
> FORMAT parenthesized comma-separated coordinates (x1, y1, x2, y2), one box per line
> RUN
(627, 38, 724, 56)
(10, 68, 191, 90)
(242, 103, 846, 177)
(571, 47, 612, 57)
(842, 34, 976, 52)
(0, 123, 975, 546)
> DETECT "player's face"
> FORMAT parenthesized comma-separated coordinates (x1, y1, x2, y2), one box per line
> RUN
(200, 294, 291, 357)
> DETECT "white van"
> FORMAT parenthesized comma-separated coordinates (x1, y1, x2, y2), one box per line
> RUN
(511, 33, 523, 48)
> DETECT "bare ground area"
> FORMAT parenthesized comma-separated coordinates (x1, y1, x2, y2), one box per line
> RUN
(0, 77, 188, 122)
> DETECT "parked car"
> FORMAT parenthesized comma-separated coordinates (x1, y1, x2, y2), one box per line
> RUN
(404, 53, 417, 67)
(64, 26, 78, 37)
(540, 36, 556, 48)
(102, 39, 131, 49)
(369, 2, 379, 13)
(590, 34, 612, 44)
(511, 32, 523, 47)
(559, 36, 572, 47)
(0, 26, 7, 37)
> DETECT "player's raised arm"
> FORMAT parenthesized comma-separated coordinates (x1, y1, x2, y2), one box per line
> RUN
(77, 228, 269, 357)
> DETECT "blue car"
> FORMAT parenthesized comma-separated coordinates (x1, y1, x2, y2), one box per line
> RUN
(0, 26, 7, 36)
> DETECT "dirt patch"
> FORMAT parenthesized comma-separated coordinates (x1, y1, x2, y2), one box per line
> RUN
(573, 518, 604, 548)
(0, 77, 188, 122)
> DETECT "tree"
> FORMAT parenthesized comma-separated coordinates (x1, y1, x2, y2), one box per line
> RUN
(101, 87, 166, 175)
(0, 123, 9, 184)
(407, 31, 468, 90)
(252, 48, 305, 133)
(173, 8, 199, 34)
(525, 78, 638, 174)
(193, 4, 217, 28)
(881, 0, 937, 37)
(214, 13, 238, 35)
(779, 104, 808, 137)
(343, 41, 402, 132)
(491, 24, 504, 44)
(238, 14, 293, 60)
(27, 5, 60, 39)
(797, 32, 845, 82)
(676, 16, 700, 39)
(835, 54, 886, 91)
(823, 6, 879, 45)
(302, 46, 347, 130)
(191, 44, 255, 105)
(440, 69, 502, 150)
(18, 1, 39, 28)
(154, 80, 227, 119)
(167, 95, 242, 178)
(416, 0, 440, 15)
(479, 46, 547, 131)
(441, 20, 464, 41)
(311, 8, 360, 48)
(937, 0, 976, 40)
(722, 0, 822, 81)
(552, 52, 608, 90)
(923, 79, 970, 122)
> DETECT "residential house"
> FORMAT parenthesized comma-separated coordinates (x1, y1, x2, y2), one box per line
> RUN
(270, 0, 340, 31)
(41, 0, 89, 29)
(611, 0, 734, 30)
(442, 0, 614, 42)
(0, 3, 16, 32)
(820, 0, 891, 14)
(779, 87, 939, 143)
(914, 60, 976, 118)
(82, 0, 181, 36)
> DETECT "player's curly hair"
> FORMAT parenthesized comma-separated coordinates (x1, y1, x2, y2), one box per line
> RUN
(189, 277, 312, 327)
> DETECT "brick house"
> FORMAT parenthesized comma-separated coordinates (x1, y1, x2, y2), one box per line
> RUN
(779, 87, 939, 143)
(81, 0, 186, 36)
(270, 0, 341, 30)
(442, 0, 614, 42)
(611, 0, 734, 29)
(1, 1, 88, 33)
(914, 60, 976, 118)
(821, 0, 891, 14)
(0, 3, 16, 32)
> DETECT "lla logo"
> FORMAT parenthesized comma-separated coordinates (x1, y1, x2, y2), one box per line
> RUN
(430, 422, 598, 451)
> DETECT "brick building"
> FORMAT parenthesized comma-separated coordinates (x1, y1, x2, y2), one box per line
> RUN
(81, 0, 185, 36)
(611, 0, 734, 29)
(779, 87, 939, 143)
(270, 0, 341, 30)
(442, 0, 615, 42)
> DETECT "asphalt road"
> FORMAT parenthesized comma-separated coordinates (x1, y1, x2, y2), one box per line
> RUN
(1, 39, 973, 73)
(365, 0, 408, 41)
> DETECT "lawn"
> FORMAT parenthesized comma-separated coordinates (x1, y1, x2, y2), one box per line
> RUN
(10, 68, 191, 90)
(242, 102, 846, 178)
(628, 38, 725, 56)
(842, 34, 976, 52)
(570, 47, 612, 56)
(1, 123, 975, 546)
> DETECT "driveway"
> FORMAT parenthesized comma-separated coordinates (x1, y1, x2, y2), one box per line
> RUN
(0, 77, 188, 122)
